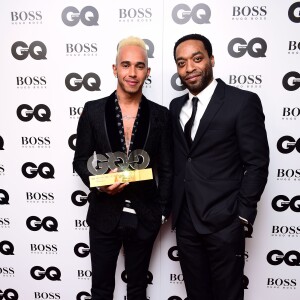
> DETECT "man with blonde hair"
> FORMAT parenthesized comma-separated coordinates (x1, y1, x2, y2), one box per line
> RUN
(73, 36, 172, 299)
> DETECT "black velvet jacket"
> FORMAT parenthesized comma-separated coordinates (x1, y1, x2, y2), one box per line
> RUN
(73, 92, 173, 233)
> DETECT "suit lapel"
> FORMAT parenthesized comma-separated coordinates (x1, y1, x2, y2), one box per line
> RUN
(191, 79, 225, 151)
(174, 94, 190, 150)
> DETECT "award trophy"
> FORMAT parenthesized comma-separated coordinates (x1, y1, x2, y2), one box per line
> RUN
(87, 149, 153, 187)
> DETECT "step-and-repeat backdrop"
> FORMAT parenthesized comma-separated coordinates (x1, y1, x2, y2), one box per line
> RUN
(1, 1, 299, 299)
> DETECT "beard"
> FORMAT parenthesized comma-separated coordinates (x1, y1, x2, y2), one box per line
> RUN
(180, 67, 213, 95)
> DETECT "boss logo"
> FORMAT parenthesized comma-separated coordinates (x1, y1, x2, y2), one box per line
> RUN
(16, 76, 46, 87)
(30, 266, 61, 281)
(11, 41, 47, 60)
(277, 136, 300, 153)
(267, 250, 300, 266)
(272, 225, 300, 235)
(228, 38, 267, 58)
(30, 244, 58, 253)
(288, 2, 300, 23)
(272, 195, 300, 212)
(69, 107, 83, 118)
(75, 220, 89, 229)
(17, 104, 51, 122)
(77, 270, 92, 278)
(0, 241, 14, 255)
(0, 218, 10, 227)
(11, 10, 42, 22)
(168, 246, 180, 261)
(119, 8, 152, 20)
(0, 189, 9, 205)
(68, 134, 76, 151)
(26, 216, 58, 232)
(0, 165, 4, 175)
(283, 107, 300, 118)
(66, 43, 97, 55)
(34, 292, 60, 299)
(74, 243, 90, 258)
(267, 278, 297, 288)
(0, 267, 14, 276)
(61, 6, 99, 26)
(229, 75, 262, 86)
(282, 72, 300, 91)
(121, 270, 153, 284)
(22, 162, 55, 179)
(277, 169, 300, 179)
(0, 289, 19, 300)
(172, 4, 211, 24)
(76, 292, 91, 300)
(26, 192, 54, 202)
(232, 6, 267, 17)
(288, 41, 300, 51)
(65, 73, 101, 91)
(170, 274, 184, 283)
(71, 191, 88, 206)
(22, 137, 50, 147)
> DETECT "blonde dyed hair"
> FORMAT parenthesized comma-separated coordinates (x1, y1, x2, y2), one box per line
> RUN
(116, 36, 148, 63)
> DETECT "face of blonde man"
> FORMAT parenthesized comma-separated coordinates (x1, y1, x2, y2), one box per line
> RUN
(113, 45, 150, 97)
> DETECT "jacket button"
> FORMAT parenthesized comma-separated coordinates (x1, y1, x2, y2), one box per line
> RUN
(188, 158, 192, 162)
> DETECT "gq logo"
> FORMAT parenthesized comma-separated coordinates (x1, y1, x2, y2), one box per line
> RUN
(277, 136, 300, 153)
(65, 73, 101, 91)
(267, 250, 300, 266)
(0, 136, 4, 150)
(171, 73, 186, 91)
(74, 243, 90, 258)
(68, 134, 76, 150)
(0, 241, 14, 255)
(168, 246, 180, 261)
(272, 195, 300, 212)
(0, 289, 18, 300)
(228, 38, 267, 58)
(76, 292, 91, 300)
(22, 162, 55, 179)
(0, 189, 9, 205)
(26, 216, 58, 232)
(11, 41, 47, 60)
(143, 39, 154, 58)
(71, 190, 88, 206)
(288, 2, 300, 23)
(88, 149, 150, 175)
(62, 6, 99, 26)
(17, 104, 51, 122)
(30, 266, 61, 281)
(172, 4, 211, 24)
(282, 72, 300, 91)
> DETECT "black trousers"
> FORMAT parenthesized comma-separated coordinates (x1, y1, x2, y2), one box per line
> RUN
(89, 224, 159, 300)
(176, 201, 245, 300)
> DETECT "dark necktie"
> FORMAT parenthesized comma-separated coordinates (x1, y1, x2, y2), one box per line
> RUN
(184, 97, 198, 147)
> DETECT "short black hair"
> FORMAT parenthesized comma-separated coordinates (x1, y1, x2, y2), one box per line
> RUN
(173, 33, 213, 61)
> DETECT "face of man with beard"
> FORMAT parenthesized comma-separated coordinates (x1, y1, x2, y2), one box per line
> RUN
(175, 39, 214, 95)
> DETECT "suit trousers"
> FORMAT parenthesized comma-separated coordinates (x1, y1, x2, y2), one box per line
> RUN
(176, 200, 245, 300)
(89, 223, 159, 300)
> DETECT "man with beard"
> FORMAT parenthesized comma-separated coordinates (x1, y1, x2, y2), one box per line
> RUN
(73, 36, 172, 300)
(169, 33, 269, 300)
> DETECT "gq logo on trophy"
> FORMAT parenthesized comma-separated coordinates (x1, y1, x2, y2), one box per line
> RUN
(87, 149, 153, 187)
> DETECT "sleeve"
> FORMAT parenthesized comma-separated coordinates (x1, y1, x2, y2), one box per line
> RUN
(156, 109, 174, 218)
(236, 93, 269, 225)
(73, 102, 95, 188)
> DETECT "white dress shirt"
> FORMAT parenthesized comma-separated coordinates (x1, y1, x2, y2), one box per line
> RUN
(179, 79, 218, 140)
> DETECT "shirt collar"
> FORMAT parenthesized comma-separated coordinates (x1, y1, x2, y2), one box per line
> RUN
(188, 78, 218, 105)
